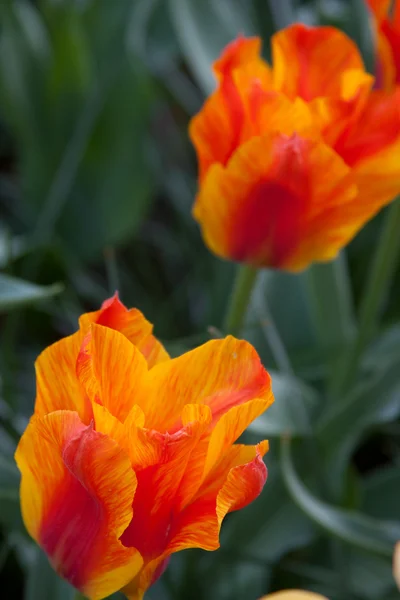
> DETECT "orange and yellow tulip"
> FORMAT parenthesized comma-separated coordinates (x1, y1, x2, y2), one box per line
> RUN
(367, 0, 400, 89)
(190, 24, 400, 272)
(15, 294, 274, 600)
(260, 592, 328, 599)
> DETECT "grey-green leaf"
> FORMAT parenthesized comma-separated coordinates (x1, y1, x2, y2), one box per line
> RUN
(0, 273, 63, 312)
(248, 370, 317, 437)
(281, 437, 400, 556)
(168, 0, 256, 94)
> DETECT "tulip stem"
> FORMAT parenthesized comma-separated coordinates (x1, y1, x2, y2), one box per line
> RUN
(73, 592, 86, 600)
(223, 265, 258, 336)
(334, 199, 400, 397)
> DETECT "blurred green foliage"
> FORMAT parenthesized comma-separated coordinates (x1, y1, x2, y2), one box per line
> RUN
(0, 1, 399, 599)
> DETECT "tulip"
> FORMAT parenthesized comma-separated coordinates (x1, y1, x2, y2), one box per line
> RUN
(366, 0, 400, 89)
(15, 294, 274, 599)
(190, 24, 400, 271)
(260, 592, 328, 599)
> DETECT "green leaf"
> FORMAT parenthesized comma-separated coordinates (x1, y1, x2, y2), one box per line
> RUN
(247, 270, 316, 369)
(0, 273, 63, 312)
(346, 549, 395, 599)
(363, 324, 400, 370)
(347, 0, 375, 73)
(0, 454, 20, 495)
(0, 228, 28, 268)
(281, 437, 400, 556)
(168, 0, 256, 94)
(248, 370, 317, 436)
(25, 547, 76, 600)
(304, 254, 356, 357)
(0, 455, 22, 533)
(316, 355, 400, 492)
(362, 466, 400, 521)
(0, 1, 156, 262)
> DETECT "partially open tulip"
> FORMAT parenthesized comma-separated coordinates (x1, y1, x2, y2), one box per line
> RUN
(260, 592, 328, 599)
(190, 24, 400, 271)
(367, 0, 400, 89)
(15, 294, 274, 599)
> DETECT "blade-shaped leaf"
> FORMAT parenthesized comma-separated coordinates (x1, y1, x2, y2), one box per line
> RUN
(362, 466, 400, 522)
(248, 370, 317, 437)
(168, 0, 256, 94)
(281, 436, 400, 556)
(316, 355, 400, 492)
(0, 274, 63, 312)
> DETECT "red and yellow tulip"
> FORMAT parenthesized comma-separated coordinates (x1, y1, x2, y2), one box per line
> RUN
(190, 24, 400, 271)
(367, 0, 400, 89)
(15, 294, 274, 599)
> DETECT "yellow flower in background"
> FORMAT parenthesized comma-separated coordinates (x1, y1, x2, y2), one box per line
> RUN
(394, 541, 400, 590)
(260, 591, 328, 599)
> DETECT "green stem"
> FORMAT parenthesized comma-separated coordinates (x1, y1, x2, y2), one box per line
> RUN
(334, 199, 400, 396)
(73, 592, 86, 600)
(223, 265, 258, 336)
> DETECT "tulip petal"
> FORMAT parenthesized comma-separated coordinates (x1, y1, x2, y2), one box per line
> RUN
(165, 443, 268, 553)
(92, 400, 192, 472)
(366, 0, 392, 22)
(189, 89, 241, 181)
(175, 403, 269, 513)
(123, 442, 268, 600)
(380, 13, 400, 87)
(77, 324, 148, 423)
(203, 441, 269, 494)
(135, 336, 271, 432)
(260, 592, 328, 599)
(79, 294, 169, 368)
(194, 133, 357, 271)
(34, 331, 91, 423)
(337, 88, 400, 215)
(204, 400, 271, 478)
(120, 407, 212, 561)
(213, 36, 263, 79)
(15, 410, 142, 600)
(190, 36, 272, 181)
(272, 24, 364, 100)
(336, 88, 400, 165)
(309, 70, 373, 146)
(352, 135, 400, 214)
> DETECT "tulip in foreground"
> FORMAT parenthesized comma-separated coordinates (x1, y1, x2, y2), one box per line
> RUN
(190, 24, 400, 271)
(15, 294, 274, 599)
(367, 0, 400, 89)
